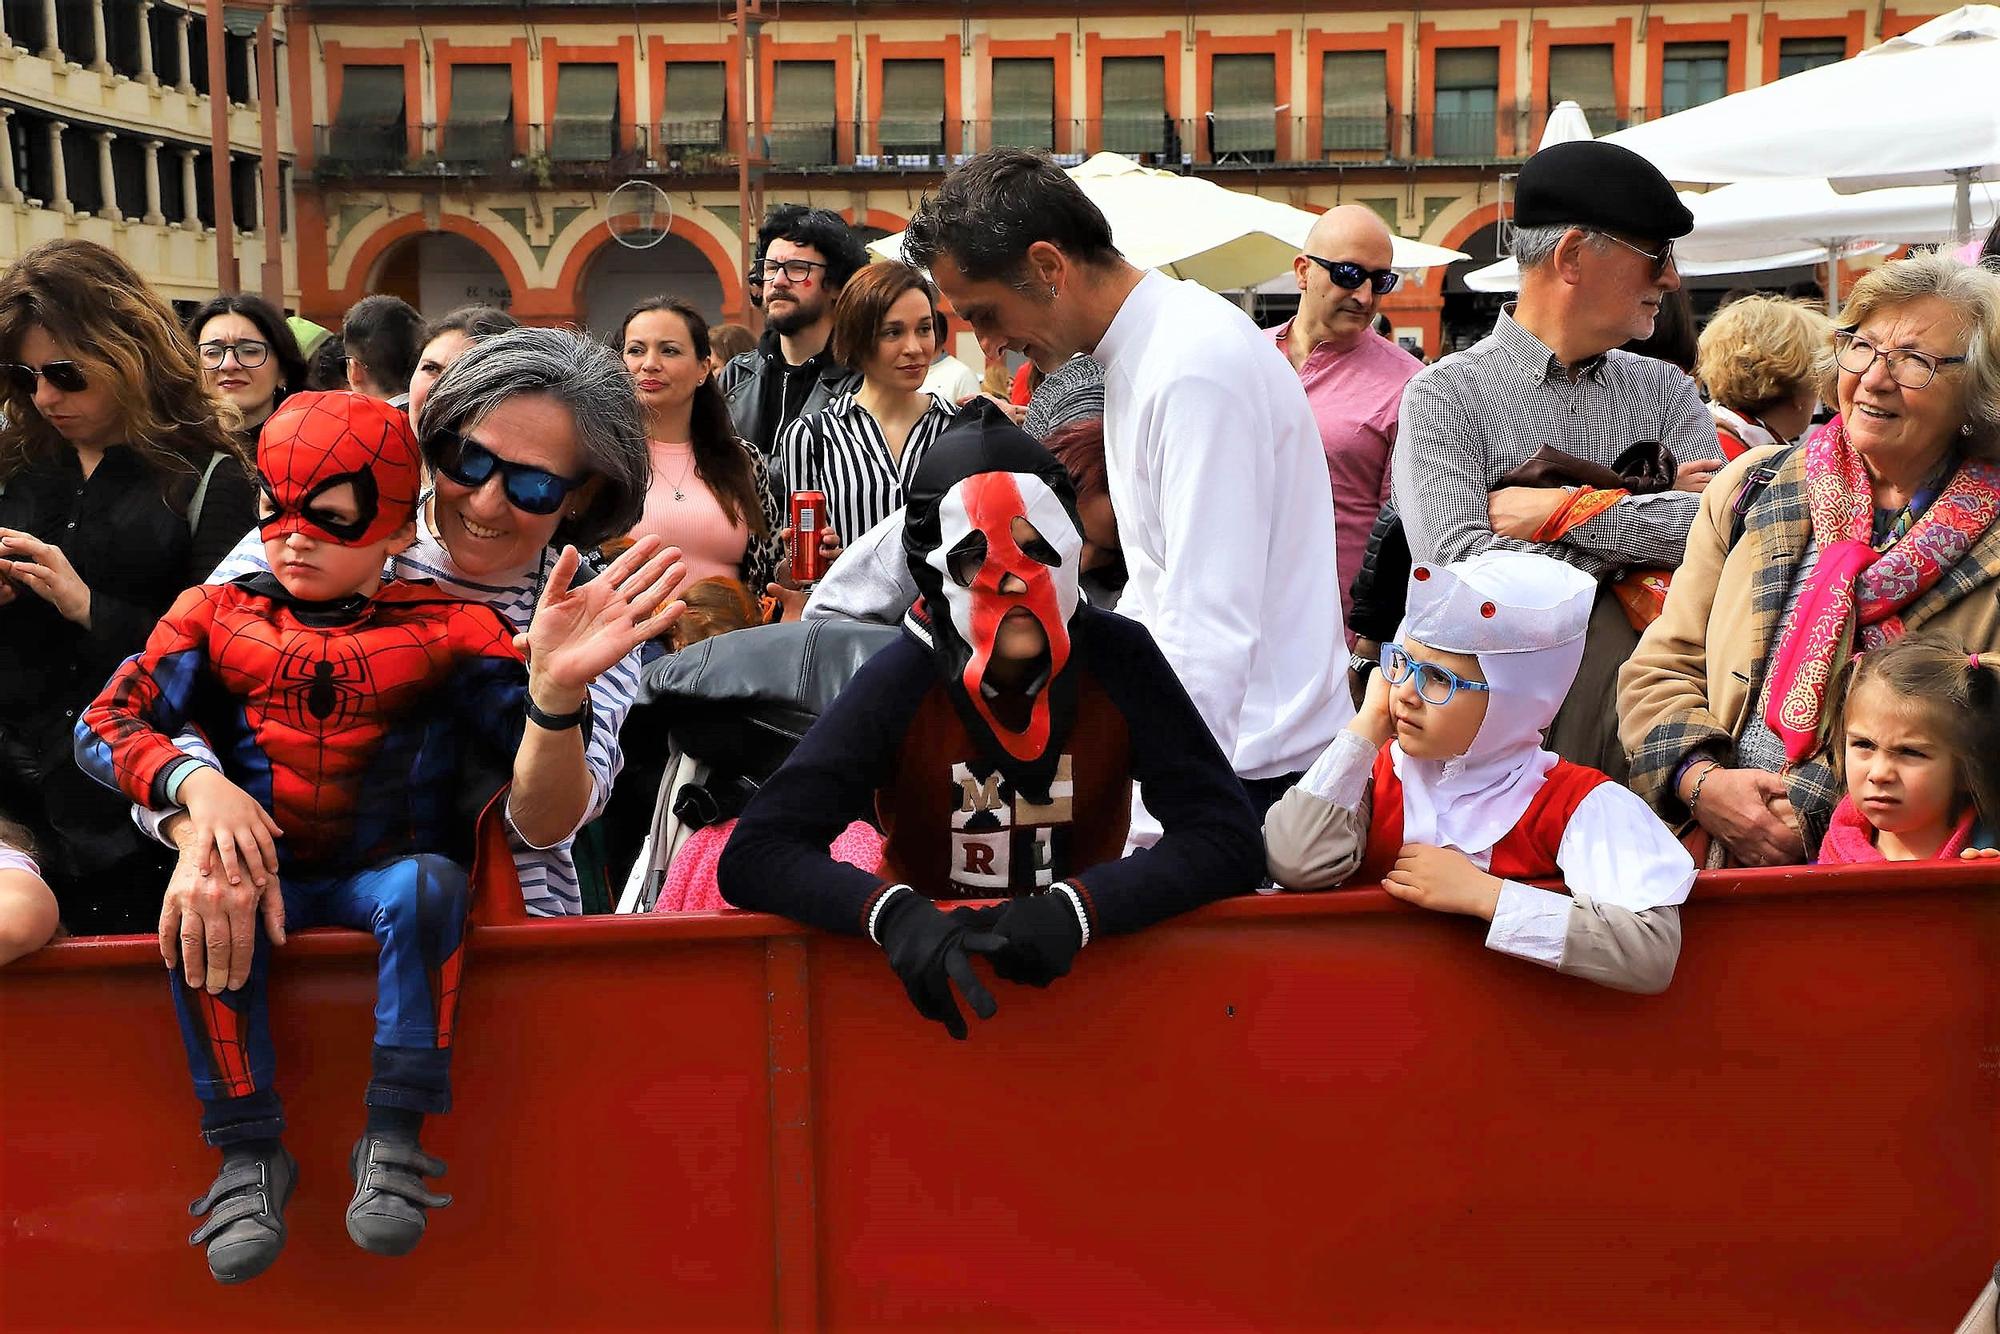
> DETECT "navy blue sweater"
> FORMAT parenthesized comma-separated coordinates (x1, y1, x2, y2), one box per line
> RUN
(718, 606, 1263, 937)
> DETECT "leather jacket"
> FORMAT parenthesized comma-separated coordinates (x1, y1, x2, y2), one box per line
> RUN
(720, 334, 860, 462)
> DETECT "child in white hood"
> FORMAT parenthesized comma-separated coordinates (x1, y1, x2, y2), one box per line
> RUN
(1265, 550, 1695, 993)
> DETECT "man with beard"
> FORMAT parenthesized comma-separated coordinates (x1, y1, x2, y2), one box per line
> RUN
(718, 402, 1261, 1039)
(1271, 205, 1423, 631)
(720, 207, 869, 456)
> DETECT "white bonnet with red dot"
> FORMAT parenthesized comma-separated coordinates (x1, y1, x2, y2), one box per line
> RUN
(1403, 551, 1596, 657)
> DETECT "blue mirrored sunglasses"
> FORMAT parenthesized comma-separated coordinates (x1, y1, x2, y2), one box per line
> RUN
(430, 429, 585, 517)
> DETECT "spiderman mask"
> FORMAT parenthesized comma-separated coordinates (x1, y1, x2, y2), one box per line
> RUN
(256, 391, 423, 548)
(905, 400, 1084, 800)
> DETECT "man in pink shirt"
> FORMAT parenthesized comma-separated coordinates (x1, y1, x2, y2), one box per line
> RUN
(1270, 205, 1424, 630)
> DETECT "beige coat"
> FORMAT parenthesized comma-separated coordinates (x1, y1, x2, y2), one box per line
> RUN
(1619, 442, 2000, 824)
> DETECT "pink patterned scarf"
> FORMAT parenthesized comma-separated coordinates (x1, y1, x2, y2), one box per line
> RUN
(1765, 417, 2000, 762)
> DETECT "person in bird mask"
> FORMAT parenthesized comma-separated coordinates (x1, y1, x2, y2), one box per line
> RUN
(1265, 549, 1696, 994)
(720, 399, 1262, 1038)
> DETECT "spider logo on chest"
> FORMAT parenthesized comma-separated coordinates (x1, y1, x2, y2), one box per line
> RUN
(272, 637, 373, 732)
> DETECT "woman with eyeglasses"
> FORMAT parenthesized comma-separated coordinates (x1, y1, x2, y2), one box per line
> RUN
(618, 295, 782, 596)
(143, 327, 681, 919)
(0, 239, 257, 933)
(185, 293, 310, 454)
(1622, 253, 2000, 866)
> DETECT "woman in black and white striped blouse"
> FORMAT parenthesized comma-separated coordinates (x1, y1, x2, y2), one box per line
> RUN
(776, 262, 958, 568)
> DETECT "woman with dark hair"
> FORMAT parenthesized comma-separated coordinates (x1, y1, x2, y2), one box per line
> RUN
(620, 296, 781, 590)
(140, 327, 681, 918)
(408, 304, 518, 431)
(0, 239, 257, 932)
(777, 261, 957, 565)
(185, 293, 310, 452)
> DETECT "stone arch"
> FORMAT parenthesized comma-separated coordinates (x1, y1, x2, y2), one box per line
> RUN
(338, 212, 530, 315)
(552, 213, 745, 327)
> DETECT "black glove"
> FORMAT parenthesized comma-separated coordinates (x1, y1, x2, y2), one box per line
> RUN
(875, 889, 1004, 1040)
(966, 890, 1084, 988)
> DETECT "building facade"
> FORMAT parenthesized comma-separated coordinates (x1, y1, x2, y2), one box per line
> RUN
(6, 1, 1944, 354)
(0, 0, 299, 310)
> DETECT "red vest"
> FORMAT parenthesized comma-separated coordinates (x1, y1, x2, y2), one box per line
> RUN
(1352, 743, 1610, 887)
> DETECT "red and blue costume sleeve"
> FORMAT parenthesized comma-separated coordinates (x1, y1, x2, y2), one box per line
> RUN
(75, 584, 228, 810)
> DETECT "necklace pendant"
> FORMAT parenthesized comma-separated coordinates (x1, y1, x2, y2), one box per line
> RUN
(673, 488, 685, 501)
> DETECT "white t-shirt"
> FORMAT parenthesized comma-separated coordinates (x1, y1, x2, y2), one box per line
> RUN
(1093, 270, 1351, 819)
(920, 355, 984, 406)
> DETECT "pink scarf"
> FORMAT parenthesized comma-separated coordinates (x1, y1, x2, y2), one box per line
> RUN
(1764, 418, 2000, 762)
(1816, 796, 1975, 864)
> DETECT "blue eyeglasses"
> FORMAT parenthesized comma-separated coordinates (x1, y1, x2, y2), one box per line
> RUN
(430, 429, 586, 516)
(1380, 643, 1491, 706)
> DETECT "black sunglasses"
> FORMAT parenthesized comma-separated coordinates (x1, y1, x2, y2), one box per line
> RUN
(430, 429, 585, 516)
(1303, 256, 1400, 296)
(4, 360, 88, 395)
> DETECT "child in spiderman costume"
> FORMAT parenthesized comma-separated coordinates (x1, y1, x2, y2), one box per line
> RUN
(75, 391, 530, 1282)
(719, 400, 1264, 1038)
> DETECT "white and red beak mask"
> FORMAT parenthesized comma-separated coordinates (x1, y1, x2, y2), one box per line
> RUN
(904, 401, 1085, 801)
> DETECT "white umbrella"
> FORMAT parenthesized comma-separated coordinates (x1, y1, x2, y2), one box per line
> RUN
(1461, 246, 1859, 294)
(1463, 175, 1991, 298)
(1538, 100, 1595, 151)
(869, 152, 1466, 289)
(1606, 5, 2000, 237)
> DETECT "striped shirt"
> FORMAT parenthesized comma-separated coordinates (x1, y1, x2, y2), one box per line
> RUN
(136, 503, 639, 918)
(776, 391, 957, 549)
(1391, 306, 1721, 579)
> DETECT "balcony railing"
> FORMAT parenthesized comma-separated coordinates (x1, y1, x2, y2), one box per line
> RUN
(308, 107, 1656, 183)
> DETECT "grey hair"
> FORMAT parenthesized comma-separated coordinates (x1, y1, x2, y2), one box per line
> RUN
(1510, 223, 1604, 270)
(417, 324, 649, 549)
(1815, 251, 2000, 460)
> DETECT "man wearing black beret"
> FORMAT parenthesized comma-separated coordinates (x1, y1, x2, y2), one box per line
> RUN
(1388, 140, 1724, 779)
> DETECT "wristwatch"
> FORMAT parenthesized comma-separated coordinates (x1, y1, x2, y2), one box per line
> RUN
(1348, 651, 1378, 679)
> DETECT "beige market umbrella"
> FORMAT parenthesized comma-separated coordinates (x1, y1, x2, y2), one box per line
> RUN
(870, 152, 1465, 289)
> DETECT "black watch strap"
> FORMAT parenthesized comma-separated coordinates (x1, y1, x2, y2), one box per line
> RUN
(525, 694, 591, 733)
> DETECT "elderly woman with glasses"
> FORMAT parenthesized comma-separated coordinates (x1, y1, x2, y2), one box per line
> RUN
(140, 326, 683, 925)
(185, 294, 311, 454)
(1621, 252, 2000, 865)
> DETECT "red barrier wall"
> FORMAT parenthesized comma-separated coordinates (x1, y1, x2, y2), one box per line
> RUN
(2, 865, 1995, 1330)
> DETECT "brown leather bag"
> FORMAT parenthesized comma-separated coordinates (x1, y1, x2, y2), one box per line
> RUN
(1492, 441, 1680, 632)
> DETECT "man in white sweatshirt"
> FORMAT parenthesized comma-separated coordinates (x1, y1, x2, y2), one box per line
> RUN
(902, 148, 1349, 833)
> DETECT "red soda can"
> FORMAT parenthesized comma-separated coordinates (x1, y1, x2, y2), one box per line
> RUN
(790, 489, 828, 584)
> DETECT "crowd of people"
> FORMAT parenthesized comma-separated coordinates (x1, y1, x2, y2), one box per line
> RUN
(5, 140, 2000, 1282)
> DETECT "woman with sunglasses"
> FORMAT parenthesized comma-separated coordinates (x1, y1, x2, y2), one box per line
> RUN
(1623, 253, 2000, 867)
(144, 326, 676, 920)
(619, 295, 782, 594)
(185, 293, 310, 455)
(0, 239, 257, 933)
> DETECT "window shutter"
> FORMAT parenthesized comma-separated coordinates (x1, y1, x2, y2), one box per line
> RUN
(771, 60, 837, 165)
(661, 63, 725, 149)
(1210, 52, 1276, 155)
(991, 58, 1055, 150)
(1101, 55, 1165, 155)
(1547, 45, 1615, 119)
(879, 59, 945, 154)
(551, 63, 619, 162)
(1321, 50, 1389, 152)
(331, 65, 406, 168)
(443, 65, 513, 164)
